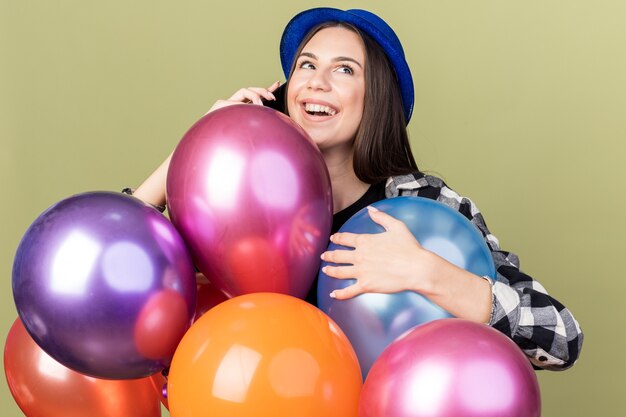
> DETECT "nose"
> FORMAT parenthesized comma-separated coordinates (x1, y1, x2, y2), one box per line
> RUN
(306, 70, 331, 91)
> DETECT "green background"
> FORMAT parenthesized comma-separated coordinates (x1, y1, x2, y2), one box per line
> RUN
(1, 0, 623, 415)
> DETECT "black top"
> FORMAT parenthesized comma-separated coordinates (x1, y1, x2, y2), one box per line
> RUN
(305, 181, 387, 305)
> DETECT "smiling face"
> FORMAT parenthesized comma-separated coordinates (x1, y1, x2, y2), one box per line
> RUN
(286, 26, 366, 154)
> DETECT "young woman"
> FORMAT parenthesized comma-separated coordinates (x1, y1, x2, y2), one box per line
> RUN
(131, 8, 582, 371)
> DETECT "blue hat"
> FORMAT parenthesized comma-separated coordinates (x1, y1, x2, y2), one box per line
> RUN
(280, 8, 414, 124)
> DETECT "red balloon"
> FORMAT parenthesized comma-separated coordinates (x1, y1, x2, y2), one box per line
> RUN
(360, 319, 541, 417)
(195, 280, 229, 321)
(149, 372, 169, 410)
(166, 105, 333, 299)
(4, 318, 161, 417)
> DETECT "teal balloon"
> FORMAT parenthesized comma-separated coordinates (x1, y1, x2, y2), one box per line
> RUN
(317, 196, 496, 378)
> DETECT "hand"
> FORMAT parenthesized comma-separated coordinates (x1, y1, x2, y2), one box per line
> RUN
(321, 206, 444, 300)
(321, 206, 493, 323)
(207, 81, 281, 113)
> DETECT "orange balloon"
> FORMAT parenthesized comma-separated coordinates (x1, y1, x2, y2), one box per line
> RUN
(4, 318, 161, 417)
(168, 293, 362, 417)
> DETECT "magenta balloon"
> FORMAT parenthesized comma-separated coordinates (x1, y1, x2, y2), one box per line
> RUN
(166, 105, 332, 298)
(12, 192, 197, 379)
(360, 319, 541, 417)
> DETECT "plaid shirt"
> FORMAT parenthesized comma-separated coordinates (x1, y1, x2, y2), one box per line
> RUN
(386, 173, 583, 370)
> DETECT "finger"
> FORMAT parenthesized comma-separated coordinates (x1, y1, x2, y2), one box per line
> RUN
(267, 80, 281, 93)
(206, 100, 230, 114)
(366, 205, 402, 232)
(227, 88, 249, 102)
(322, 264, 357, 279)
(330, 232, 360, 248)
(330, 283, 364, 300)
(228, 88, 264, 105)
(241, 89, 265, 105)
(321, 248, 355, 264)
(247, 87, 276, 101)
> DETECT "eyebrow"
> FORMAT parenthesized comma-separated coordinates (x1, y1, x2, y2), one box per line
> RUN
(298, 52, 363, 68)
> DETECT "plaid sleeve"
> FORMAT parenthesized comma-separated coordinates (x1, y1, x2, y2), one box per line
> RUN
(392, 174, 583, 370)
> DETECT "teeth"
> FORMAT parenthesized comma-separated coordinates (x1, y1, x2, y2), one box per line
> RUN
(304, 103, 336, 116)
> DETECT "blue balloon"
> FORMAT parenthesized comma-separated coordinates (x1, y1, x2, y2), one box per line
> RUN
(317, 196, 496, 378)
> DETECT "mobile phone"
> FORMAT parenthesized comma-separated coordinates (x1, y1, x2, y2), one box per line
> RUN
(261, 83, 286, 113)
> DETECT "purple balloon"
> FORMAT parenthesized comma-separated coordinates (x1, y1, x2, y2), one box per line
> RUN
(166, 105, 332, 298)
(12, 192, 197, 379)
(360, 319, 541, 417)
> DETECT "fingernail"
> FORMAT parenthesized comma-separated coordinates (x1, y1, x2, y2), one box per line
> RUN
(329, 291, 336, 299)
(320, 252, 325, 260)
(329, 234, 335, 242)
(322, 266, 328, 273)
(367, 205, 379, 212)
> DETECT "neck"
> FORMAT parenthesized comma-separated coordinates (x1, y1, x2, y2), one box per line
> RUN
(322, 148, 369, 213)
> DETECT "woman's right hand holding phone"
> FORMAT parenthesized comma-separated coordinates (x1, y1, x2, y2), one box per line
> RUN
(207, 81, 281, 113)
(132, 81, 282, 207)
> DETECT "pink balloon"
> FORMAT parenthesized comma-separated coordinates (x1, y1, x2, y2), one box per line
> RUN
(166, 105, 332, 298)
(360, 319, 541, 417)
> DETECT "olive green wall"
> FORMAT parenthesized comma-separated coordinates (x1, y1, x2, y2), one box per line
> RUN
(1, 1, 623, 415)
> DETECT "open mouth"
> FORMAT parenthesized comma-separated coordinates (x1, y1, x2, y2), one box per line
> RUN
(304, 102, 337, 117)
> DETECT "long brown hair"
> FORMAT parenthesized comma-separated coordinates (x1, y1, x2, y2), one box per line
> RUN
(285, 22, 419, 184)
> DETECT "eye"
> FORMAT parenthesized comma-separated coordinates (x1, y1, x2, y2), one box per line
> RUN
(335, 64, 354, 75)
(298, 60, 316, 70)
